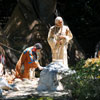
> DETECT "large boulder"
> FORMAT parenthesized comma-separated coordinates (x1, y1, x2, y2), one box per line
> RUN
(37, 60, 75, 91)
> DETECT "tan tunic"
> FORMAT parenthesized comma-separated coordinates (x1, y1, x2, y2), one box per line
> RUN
(47, 25, 73, 68)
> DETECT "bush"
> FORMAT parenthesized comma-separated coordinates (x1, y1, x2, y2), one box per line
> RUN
(66, 58, 100, 100)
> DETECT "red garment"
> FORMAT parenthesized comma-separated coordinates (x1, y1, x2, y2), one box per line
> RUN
(15, 47, 39, 79)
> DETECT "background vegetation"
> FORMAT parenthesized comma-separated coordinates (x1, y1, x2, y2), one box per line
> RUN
(64, 58, 100, 100)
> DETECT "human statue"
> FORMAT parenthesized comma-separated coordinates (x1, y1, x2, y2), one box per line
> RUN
(47, 16, 73, 68)
(15, 43, 43, 79)
(37, 16, 74, 91)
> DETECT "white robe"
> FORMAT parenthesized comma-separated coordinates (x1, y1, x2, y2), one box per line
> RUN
(47, 25, 73, 68)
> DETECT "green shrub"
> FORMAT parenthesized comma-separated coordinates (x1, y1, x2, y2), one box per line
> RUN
(66, 58, 100, 100)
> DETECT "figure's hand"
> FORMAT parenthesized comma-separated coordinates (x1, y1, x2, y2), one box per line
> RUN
(56, 39, 63, 45)
(59, 35, 66, 39)
(38, 66, 44, 70)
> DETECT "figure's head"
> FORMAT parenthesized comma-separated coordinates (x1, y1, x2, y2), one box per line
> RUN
(34, 43, 42, 52)
(55, 16, 63, 27)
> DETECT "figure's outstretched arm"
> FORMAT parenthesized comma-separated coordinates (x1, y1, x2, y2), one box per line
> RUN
(33, 60, 43, 70)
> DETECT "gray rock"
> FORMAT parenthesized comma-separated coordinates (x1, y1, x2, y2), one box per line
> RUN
(0, 78, 21, 91)
(0, 78, 13, 90)
(37, 61, 75, 91)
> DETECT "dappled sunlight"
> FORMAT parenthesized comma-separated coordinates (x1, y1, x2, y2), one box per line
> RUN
(4, 16, 19, 34)
(26, 33, 33, 42)
(14, 17, 19, 21)
(16, 21, 22, 26)
(29, 20, 39, 30)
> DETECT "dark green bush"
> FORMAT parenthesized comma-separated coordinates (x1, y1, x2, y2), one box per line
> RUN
(66, 58, 100, 100)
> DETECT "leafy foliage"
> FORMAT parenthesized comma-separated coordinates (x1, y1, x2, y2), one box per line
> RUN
(65, 58, 100, 100)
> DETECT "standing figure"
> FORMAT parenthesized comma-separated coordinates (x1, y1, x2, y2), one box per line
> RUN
(15, 43, 43, 79)
(47, 16, 73, 68)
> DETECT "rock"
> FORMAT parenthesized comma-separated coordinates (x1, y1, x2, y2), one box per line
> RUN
(13, 86, 20, 91)
(37, 61, 75, 91)
(22, 78, 30, 82)
(14, 78, 22, 83)
(0, 77, 21, 91)
(0, 78, 13, 90)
